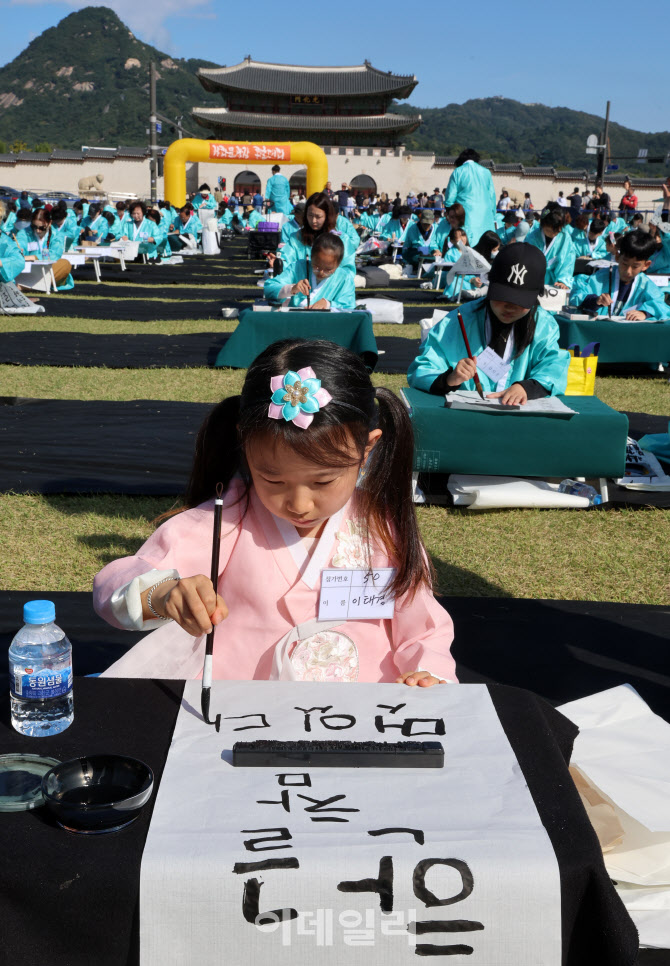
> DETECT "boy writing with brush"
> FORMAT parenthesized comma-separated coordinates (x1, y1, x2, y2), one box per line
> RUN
(408, 245, 569, 406)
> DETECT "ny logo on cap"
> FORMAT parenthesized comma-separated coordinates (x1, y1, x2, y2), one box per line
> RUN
(508, 264, 527, 285)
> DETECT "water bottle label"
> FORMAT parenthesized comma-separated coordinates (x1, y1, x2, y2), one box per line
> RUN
(11, 665, 73, 699)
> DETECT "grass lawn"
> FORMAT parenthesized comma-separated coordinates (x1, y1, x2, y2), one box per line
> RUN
(0, 313, 668, 605)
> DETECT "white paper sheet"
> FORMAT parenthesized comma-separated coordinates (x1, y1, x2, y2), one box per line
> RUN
(140, 683, 561, 966)
(445, 390, 576, 416)
(615, 883, 670, 948)
(558, 686, 670, 886)
(447, 475, 590, 510)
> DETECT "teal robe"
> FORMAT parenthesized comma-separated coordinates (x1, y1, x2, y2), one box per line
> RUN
(526, 226, 576, 287)
(15, 225, 73, 290)
(280, 217, 301, 244)
(439, 246, 475, 299)
(263, 258, 356, 311)
(0, 232, 26, 283)
(576, 266, 669, 321)
(572, 230, 608, 260)
(282, 229, 356, 273)
(2, 211, 17, 235)
(79, 214, 109, 245)
(192, 193, 216, 211)
(380, 218, 411, 242)
(443, 160, 497, 248)
(402, 222, 442, 266)
(649, 233, 670, 274)
(359, 211, 380, 232)
(496, 224, 520, 246)
(265, 174, 292, 215)
(606, 216, 626, 235)
(246, 210, 262, 230)
(408, 299, 569, 396)
(175, 214, 202, 237)
(336, 214, 361, 253)
(218, 209, 234, 229)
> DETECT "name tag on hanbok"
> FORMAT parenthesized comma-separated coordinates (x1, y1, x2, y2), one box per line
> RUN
(27, 242, 38, 252)
(477, 346, 511, 383)
(318, 568, 396, 621)
(140, 233, 149, 240)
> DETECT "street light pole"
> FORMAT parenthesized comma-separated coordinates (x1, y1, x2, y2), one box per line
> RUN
(149, 61, 158, 204)
(596, 100, 611, 185)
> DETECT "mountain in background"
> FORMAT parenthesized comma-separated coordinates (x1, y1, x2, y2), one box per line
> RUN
(0, 6, 220, 150)
(396, 100, 670, 177)
(0, 5, 668, 180)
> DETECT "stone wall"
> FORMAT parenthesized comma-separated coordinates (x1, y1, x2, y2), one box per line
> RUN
(0, 150, 664, 213)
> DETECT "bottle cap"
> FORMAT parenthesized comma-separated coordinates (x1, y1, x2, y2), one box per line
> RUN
(23, 600, 56, 624)
(593, 495, 603, 506)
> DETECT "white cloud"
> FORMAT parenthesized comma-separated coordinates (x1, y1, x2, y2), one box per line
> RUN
(11, 0, 213, 52)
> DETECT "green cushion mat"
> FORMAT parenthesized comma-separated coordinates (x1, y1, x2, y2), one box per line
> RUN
(557, 316, 670, 363)
(402, 387, 628, 478)
(214, 308, 377, 369)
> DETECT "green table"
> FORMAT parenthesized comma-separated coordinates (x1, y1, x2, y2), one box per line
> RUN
(215, 308, 377, 369)
(402, 387, 628, 479)
(557, 315, 670, 363)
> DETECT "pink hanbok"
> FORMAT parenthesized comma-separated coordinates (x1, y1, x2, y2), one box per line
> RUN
(93, 479, 456, 683)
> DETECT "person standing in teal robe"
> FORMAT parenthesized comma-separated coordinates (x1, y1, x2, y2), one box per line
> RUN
(264, 232, 355, 311)
(409, 243, 569, 404)
(265, 165, 293, 215)
(443, 148, 497, 249)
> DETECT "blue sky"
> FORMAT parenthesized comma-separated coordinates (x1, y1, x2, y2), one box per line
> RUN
(1, 0, 668, 134)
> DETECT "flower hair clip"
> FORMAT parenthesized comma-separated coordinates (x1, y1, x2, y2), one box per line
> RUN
(268, 367, 332, 429)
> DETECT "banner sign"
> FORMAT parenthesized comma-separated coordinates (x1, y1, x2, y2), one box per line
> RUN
(209, 143, 291, 162)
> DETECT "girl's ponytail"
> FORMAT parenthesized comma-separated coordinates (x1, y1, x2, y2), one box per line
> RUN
(361, 388, 433, 599)
(184, 395, 244, 507)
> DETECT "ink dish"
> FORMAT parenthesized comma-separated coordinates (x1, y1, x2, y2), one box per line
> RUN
(41, 754, 154, 834)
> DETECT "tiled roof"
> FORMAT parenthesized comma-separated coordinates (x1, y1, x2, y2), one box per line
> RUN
(84, 148, 117, 159)
(0, 154, 16, 164)
(192, 109, 421, 133)
(51, 149, 85, 160)
(16, 152, 50, 162)
(197, 59, 417, 98)
(522, 166, 556, 176)
(116, 146, 149, 158)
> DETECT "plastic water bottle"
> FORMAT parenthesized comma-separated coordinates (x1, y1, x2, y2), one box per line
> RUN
(9, 600, 74, 737)
(558, 479, 603, 506)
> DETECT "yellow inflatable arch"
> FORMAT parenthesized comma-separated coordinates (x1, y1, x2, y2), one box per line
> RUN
(163, 139, 328, 208)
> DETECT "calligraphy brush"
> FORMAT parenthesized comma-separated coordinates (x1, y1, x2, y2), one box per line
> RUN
(201, 482, 224, 727)
(457, 311, 485, 400)
(306, 256, 311, 309)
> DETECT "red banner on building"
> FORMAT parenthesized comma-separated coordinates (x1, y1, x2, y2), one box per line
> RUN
(209, 143, 291, 162)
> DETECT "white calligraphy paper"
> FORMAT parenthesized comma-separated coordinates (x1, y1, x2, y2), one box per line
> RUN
(140, 683, 561, 965)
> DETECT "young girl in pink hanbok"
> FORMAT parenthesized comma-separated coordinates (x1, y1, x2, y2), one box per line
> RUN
(93, 339, 456, 685)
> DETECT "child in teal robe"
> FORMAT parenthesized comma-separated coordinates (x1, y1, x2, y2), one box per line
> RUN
(264, 232, 355, 311)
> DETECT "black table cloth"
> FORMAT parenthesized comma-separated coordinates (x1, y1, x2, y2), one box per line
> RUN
(0, 678, 642, 966)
